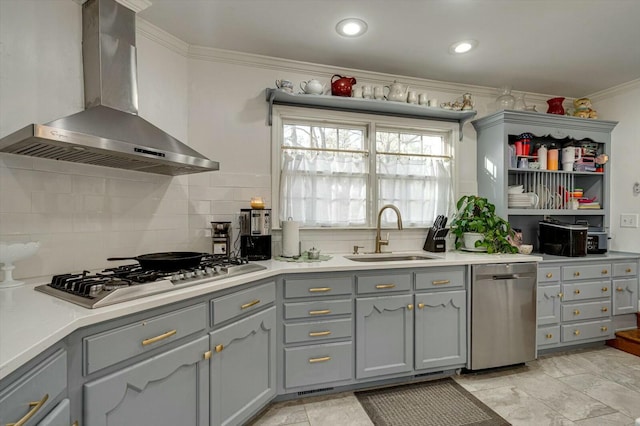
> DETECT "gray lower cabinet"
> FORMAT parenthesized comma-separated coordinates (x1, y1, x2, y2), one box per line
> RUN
(613, 278, 638, 315)
(537, 284, 561, 326)
(414, 290, 466, 370)
(83, 336, 210, 426)
(209, 306, 276, 426)
(37, 398, 70, 426)
(355, 294, 413, 378)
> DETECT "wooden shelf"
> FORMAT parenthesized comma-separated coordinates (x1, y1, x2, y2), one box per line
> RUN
(265, 88, 477, 141)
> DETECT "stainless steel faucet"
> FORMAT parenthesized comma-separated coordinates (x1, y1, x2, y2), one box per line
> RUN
(375, 204, 403, 253)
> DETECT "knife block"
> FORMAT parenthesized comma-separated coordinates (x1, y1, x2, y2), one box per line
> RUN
(423, 228, 447, 252)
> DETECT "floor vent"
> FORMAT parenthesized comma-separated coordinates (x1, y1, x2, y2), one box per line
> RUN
(297, 387, 333, 396)
(414, 370, 444, 378)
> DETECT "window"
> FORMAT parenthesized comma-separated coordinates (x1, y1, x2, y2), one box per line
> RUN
(273, 108, 456, 228)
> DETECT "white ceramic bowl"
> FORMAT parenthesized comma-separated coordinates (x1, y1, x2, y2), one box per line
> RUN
(518, 244, 533, 255)
(0, 241, 40, 288)
(508, 185, 524, 194)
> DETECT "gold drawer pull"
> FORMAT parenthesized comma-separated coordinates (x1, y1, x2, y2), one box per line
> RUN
(601, 287, 608, 292)
(602, 307, 608, 312)
(545, 333, 553, 339)
(375, 284, 396, 289)
(215, 344, 224, 353)
(626, 268, 632, 273)
(601, 326, 608, 332)
(574, 289, 581, 294)
(574, 330, 581, 336)
(241, 299, 260, 309)
(546, 273, 553, 278)
(309, 287, 331, 293)
(418, 303, 425, 309)
(407, 304, 413, 310)
(432, 279, 450, 285)
(617, 287, 624, 292)
(309, 356, 331, 363)
(309, 331, 332, 337)
(142, 329, 177, 346)
(574, 271, 580, 277)
(601, 269, 608, 274)
(573, 310, 580, 315)
(558, 292, 564, 298)
(309, 309, 331, 315)
(6, 393, 49, 426)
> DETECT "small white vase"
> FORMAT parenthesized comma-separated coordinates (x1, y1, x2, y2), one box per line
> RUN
(463, 232, 484, 249)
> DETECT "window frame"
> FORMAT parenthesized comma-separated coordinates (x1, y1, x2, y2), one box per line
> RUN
(271, 105, 459, 230)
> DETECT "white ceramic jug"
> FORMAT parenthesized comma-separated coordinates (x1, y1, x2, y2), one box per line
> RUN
(300, 79, 326, 95)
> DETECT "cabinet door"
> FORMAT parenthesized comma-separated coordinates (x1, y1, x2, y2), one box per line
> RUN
(538, 284, 561, 325)
(415, 290, 466, 370)
(209, 306, 276, 426)
(356, 294, 413, 379)
(613, 278, 639, 315)
(84, 336, 210, 426)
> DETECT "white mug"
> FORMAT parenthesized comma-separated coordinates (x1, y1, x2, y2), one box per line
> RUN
(351, 87, 363, 98)
(407, 91, 418, 104)
(562, 146, 581, 163)
(526, 192, 539, 208)
(374, 86, 384, 100)
(361, 85, 373, 99)
(419, 93, 429, 105)
(428, 98, 438, 107)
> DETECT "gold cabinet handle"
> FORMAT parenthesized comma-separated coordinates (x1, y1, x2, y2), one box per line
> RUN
(418, 303, 425, 309)
(574, 289, 581, 294)
(601, 307, 608, 312)
(309, 356, 331, 363)
(558, 292, 564, 298)
(309, 331, 332, 337)
(601, 269, 608, 275)
(626, 268, 632, 273)
(142, 329, 177, 346)
(601, 287, 608, 292)
(574, 271, 580, 277)
(6, 393, 49, 426)
(432, 279, 450, 285)
(546, 273, 553, 278)
(617, 287, 624, 292)
(545, 333, 553, 339)
(375, 284, 396, 289)
(573, 309, 580, 315)
(309, 309, 331, 315)
(309, 287, 331, 293)
(601, 326, 608, 332)
(241, 299, 260, 309)
(204, 350, 212, 360)
(215, 344, 224, 353)
(574, 330, 581, 336)
(407, 304, 413, 310)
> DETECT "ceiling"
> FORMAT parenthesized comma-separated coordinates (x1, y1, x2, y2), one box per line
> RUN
(138, 0, 640, 98)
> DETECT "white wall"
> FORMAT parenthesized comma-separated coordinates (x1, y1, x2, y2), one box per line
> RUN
(1, 1, 637, 283)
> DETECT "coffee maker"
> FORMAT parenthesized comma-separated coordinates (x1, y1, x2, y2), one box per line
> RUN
(239, 209, 272, 260)
(211, 222, 232, 259)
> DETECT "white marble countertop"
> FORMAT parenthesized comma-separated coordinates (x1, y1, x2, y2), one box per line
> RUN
(0, 250, 542, 380)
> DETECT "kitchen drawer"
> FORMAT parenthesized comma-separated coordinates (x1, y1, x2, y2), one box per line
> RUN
(284, 299, 352, 320)
(356, 272, 411, 294)
(562, 264, 611, 281)
(0, 349, 67, 426)
(84, 303, 206, 375)
(537, 325, 560, 347)
(415, 267, 465, 290)
(538, 267, 561, 283)
(37, 398, 70, 426)
(212, 281, 275, 325)
(561, 300, 610, 322)
(283, 341, 353, 388)
(561, 319, 613, 343)
(284, 276, 352, 299)
(561, 280, 610, 302)
(613, 262, 638, 277)
(284, 318, 352, 344)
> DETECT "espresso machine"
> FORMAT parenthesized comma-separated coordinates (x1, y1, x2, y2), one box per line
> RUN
(239, 209, 272, 260)
(211, 221, 232, 258)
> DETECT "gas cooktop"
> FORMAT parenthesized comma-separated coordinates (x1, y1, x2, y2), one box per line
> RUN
(35, 256, 266, 309)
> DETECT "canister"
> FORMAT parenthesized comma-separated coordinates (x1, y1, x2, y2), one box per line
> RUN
(547, 146, 559, 171)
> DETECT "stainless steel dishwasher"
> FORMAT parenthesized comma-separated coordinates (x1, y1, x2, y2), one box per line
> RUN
(470, 262, 537, 370)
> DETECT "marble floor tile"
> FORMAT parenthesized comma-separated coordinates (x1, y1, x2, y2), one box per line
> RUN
(471, 385, 576, 426)
(559, 373, 640, 419)
(573, 412, 635, 426)
(248, 403, 308, 426)
(454, 364, 543, 392)
(304, 394, 373, 426)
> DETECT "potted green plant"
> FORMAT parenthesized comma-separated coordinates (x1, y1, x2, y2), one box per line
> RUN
(449, 195, 518, 254)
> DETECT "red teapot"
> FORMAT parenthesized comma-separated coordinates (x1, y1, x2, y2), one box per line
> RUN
(331, 74, 356, 97)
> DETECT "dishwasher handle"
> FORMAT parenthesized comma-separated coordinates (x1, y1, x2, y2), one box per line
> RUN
(492, 274, 520, 280)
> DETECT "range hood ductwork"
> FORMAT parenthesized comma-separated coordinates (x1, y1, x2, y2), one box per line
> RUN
(0, 0, 219, 175)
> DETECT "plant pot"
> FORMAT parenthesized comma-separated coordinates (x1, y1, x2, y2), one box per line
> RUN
(463, 232, 485, 249)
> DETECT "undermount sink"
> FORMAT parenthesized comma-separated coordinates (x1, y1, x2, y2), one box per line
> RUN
(344, 253, 441, 262)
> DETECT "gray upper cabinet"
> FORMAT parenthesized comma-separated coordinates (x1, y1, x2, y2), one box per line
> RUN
(356, 294, 414, 379)
(83, 336, 210, 426)
(209, 306, 276, 426)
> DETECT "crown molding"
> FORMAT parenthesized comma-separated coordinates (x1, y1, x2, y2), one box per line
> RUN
(588, 78, 640, 102)
(136, 18, 189, 57)
(72, 0, 151, 12)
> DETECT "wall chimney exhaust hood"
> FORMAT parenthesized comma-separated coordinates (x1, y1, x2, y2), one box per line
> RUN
(0, 0, 219, 175)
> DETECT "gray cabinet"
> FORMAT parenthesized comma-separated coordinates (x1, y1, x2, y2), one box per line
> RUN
(37, 398, 69, 426)
(612, 261, 639, 316)
(83, 336, 210, 426)
(355, 294, 414, 378)
(414, 290, 466, 370)
(209, 306, 276, 426)
(537, 284, 561, 326)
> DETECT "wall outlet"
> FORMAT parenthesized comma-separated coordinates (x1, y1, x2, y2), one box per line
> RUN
(620, 213, 639, 228)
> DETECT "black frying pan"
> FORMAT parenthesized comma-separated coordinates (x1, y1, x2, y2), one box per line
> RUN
(107, 252, 207, 271)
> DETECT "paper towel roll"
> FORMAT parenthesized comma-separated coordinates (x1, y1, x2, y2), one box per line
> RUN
(282, 219, 300, 257)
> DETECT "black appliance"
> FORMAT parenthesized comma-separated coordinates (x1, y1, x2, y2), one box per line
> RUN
(587, 229, 609, 254)
(539, 220, 587, 257)
(424, 215, 448, 252)
(239, 209, 272, 260)
(34, 255, 266, 309)
(211, 221, 232, 258)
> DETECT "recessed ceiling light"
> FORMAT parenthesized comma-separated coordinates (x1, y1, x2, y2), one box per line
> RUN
(449, 40, 478, 54)
(336, 18, 368, 37)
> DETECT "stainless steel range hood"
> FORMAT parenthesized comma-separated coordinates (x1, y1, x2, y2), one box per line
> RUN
(0, 0, 219, 176)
